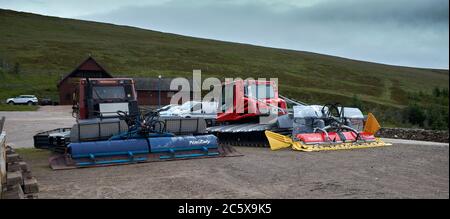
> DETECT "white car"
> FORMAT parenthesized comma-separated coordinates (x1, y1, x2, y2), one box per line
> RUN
(6, 95, 39, 105)
(172, 101, 218, 119)
(158, 104, 181, 117)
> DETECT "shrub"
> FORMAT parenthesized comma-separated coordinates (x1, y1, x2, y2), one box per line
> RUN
(426, 106, 449, 130)
(351, 94, 364, 111)
(433, 87, 441, 97)
(442, 88, 449, 98)
(12, 62, 20, 74)
(403, 103, 426, 127)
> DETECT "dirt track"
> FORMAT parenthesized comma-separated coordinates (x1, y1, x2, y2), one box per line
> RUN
(2, 106, 448, 199)
(20, 141, 448, 199)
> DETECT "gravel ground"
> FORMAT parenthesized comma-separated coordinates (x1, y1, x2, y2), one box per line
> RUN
(0, 106, 75, 148)
(3, 106, 448, 199)
(19, 141, 448, 199)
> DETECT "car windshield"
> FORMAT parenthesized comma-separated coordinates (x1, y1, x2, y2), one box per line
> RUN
(160, 105, 175, 111)
(180, 102, 201, 111)
(245, 84, 275, 99)
(161, 105, 171, 110)
(92, 86, 126, 100)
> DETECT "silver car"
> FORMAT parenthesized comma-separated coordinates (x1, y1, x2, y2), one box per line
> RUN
(6, 95, 39, 105)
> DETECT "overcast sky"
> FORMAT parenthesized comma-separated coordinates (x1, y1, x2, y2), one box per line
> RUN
(1, 0, 448, 69)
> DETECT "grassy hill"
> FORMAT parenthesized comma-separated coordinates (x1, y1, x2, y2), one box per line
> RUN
(0, 9, 448, 128)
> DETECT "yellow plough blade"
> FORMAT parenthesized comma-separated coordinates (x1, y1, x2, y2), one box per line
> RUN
(265, 131, 293, 150)
(265, 131, 392, 152)
(292, 138, 392, 152)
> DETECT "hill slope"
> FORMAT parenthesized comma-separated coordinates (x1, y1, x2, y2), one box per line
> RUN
(0, 9, 448, 127)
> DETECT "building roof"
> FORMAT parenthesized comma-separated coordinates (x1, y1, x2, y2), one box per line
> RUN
(58, 56, 113, 87)
(134, 77, 194, 91)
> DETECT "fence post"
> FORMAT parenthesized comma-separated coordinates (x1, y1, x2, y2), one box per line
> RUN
(0, 116, 5, 133)
(0, 117, 6, 197)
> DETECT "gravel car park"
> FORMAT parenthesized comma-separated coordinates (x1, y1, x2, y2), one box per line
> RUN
(0, 106, 448, 199)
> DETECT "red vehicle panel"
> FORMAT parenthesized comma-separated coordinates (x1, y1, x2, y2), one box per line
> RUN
(217, 80, 287, 123)
(297, 132, 376, 144)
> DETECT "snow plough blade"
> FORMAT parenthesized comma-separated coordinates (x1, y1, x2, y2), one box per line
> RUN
(265, 131, 391, 152)
(291, 138, 391, 152)
(265, 130, 293, 150)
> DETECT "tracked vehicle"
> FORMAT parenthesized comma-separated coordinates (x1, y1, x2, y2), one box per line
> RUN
(207, 79, 301, 147)
(207, 79, 390, 151)
(34, 78, 240, 169)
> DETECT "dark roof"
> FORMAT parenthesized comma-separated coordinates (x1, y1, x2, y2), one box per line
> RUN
(134, 78, 194, 91)
(58, 56, 112, 87)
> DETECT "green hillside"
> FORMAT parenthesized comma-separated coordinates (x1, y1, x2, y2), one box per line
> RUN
(0, 9, 448, 129)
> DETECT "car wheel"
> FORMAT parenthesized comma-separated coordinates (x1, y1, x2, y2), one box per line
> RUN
(8, 101, 15, 105)
(27, 101, 33, 106)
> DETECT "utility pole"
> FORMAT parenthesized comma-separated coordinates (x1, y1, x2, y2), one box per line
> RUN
(158, 75, 162, 109)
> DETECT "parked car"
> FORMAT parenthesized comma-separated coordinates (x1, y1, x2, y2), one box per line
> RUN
(6, 95, 39, 105)
(159, 104, 178, 112)
(158, 104, 181, 117)
(39, 98, 54, 106)
(172, 101, 218, 119)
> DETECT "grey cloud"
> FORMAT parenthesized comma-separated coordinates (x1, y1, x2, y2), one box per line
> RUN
(79, 0, 448, 69)
(292, 0, 448, 25)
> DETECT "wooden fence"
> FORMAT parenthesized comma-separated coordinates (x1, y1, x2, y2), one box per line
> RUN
(0, 116, 6, 196)
(0, 116, 4, 134)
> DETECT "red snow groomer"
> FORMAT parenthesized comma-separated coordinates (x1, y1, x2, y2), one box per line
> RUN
(207, 79, 390, 151)
(215, 79, 288, 123)
(207, 79, 292, 147)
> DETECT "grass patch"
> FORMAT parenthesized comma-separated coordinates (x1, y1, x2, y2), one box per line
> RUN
(0, 103, 38, 111)
(15, 148, 50, 161)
